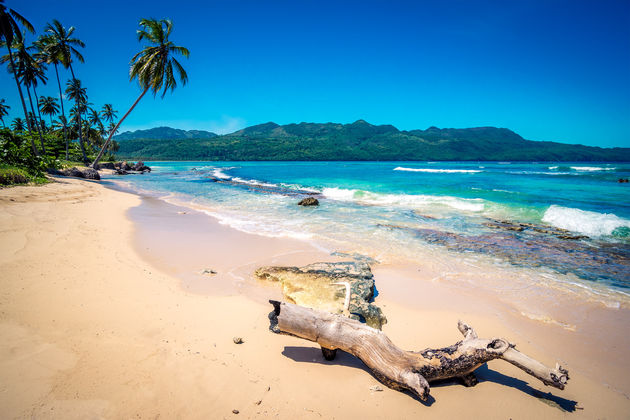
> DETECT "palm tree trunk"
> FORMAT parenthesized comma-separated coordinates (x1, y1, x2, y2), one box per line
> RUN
(5, 43, 38, 155)
(54, 63, 69, 160)
(91, 86, 149, 167)
(32, 85, 47, 154)
(25, 85, 46, 155)
(68, 63, 87, 163)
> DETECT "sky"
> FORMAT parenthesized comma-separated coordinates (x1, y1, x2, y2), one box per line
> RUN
(2, 0, 629, 147)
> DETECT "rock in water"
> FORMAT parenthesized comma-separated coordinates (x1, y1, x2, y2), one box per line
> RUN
(255, 261, 387, 329)
(298, 197, 319, 206)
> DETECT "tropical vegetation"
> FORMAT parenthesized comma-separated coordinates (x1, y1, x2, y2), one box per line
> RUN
(0, 1, 188, 184)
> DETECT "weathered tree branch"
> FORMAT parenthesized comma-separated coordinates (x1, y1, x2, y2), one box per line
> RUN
(269, 300, 568, 402)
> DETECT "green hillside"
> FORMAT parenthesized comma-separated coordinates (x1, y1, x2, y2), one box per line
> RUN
(115, 120, 630, 161)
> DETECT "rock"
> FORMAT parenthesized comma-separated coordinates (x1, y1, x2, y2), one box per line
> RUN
(95, 162, 115, 170)
(82, 168, 101, 180)
(232, 409, 239, 414)
(370, 385, 383, 392)
(298, 197, 319, 206)
(62, 167, 85, 178)
(233, 337, 244, 344)
(133, 161, 151, 172)
(255, 261, 387, 329)
(114, 169, 128, 175)
(46, 168, 64, 175)
(121, 161, 132, 171)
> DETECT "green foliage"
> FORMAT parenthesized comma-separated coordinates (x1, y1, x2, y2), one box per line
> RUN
(0, 128, 59, 178)
(115, 121, 630, 162)
(0, 165, 29, 185)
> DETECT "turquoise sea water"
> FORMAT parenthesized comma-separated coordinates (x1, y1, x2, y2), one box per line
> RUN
(109, 161, 630, 296)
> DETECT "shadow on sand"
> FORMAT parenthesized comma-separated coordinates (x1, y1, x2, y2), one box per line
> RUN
(281, 346, 578, 411)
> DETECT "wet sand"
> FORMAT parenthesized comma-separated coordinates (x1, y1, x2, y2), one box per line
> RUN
(0, 178, 629, 418)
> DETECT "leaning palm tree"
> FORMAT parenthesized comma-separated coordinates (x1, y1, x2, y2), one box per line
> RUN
(0, 0, 35, 151)
(43, 19, 85, 160)
(92, 18, 189, 166)
(65, 78, 88, 162)
(0, 98, 9, 127)
(38, 96, 59, 127)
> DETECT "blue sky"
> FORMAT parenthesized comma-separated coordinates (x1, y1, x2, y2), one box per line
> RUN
(2, 0, 629, 147)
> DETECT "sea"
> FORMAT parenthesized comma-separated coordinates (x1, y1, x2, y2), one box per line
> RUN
(108, 161, 630, 305)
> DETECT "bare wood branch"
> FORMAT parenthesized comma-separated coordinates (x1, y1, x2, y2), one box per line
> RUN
(269, 300, 569, 402)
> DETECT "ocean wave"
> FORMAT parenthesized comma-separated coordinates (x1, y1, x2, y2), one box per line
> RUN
(542, 205, 630, 237)
(394, 167, 482, 174)
(322, 187, 485, 212)
(570, 166, 616, 172)
(211, 167, 233, 179)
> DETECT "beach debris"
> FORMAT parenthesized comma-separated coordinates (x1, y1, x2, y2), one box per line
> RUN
(298, 197, 319, 206)
(201, 268, 217, 275)
(232, 409, 239, 414)
(370, 385, 383, 392)
(268, 300, 569, 403)
(255, 261, 386, 330)
(233, 337, 244, 344)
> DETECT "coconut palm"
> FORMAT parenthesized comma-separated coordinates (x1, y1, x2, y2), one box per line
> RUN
(100, 103, 117, 135)
(17, 42, 47, 153)
(0, 0, 35, 151)
(11, 117, 24, 131)
(0, 98, 9, 127)
(65, 78, 88, 161)
(38, 96, 59, 127)
(36, 34, 70, 157)
(92, 18, 189, 166)
(43, 19, 85, 161)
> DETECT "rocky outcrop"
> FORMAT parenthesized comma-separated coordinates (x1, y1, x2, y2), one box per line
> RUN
(298, 197, 319, 206)
(94, 162, 115, 170)
(132, 161, 151, 172)
(82, 168, 101, 180)
(58, 167, 101, 180)
(255, 260, 386, 329)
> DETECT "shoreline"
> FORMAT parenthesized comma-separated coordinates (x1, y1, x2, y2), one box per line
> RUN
(0, 177, 629, 418)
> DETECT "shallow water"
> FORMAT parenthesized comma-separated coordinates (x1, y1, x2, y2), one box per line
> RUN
(108, 161, 630, 302)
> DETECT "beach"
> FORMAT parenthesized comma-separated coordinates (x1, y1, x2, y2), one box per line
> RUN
(1, 177, 629, 419)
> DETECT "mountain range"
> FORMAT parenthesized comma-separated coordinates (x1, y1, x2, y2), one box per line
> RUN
(114, 120, 630, 161)
(114, 126, 217, 141)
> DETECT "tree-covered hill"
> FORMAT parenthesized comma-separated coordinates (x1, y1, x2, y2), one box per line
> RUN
(115, 126, 217, 141)
(115, 120, 630, 161)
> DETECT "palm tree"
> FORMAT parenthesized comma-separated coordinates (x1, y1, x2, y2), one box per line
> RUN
(92, 18, 189, 166)
(38, 96, 59, 127)
(100, 103, 117, 135)
(11, 117, 25, 131)
(0, 98, 9, 127)
(43, 19, 85, 161)
(65, 78, 88, 161)
(0, 0, 35, 152)
(17, 41, 47, 153)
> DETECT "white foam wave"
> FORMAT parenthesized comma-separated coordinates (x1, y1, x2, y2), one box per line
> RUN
(548, 166, 558, 170)
(394, 167, 482, 174)
(542, 205, 630, 237)
(322, 188, 485, 212)
(231, 177, 279, 188)
(570, 166, 616, 172)
(211, 168, 232, 179)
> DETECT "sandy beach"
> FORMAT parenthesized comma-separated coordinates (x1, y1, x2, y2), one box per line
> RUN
(1, 177, 629, 419)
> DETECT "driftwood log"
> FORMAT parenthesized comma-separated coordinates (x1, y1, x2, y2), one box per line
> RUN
(269, 300, 569, 401)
